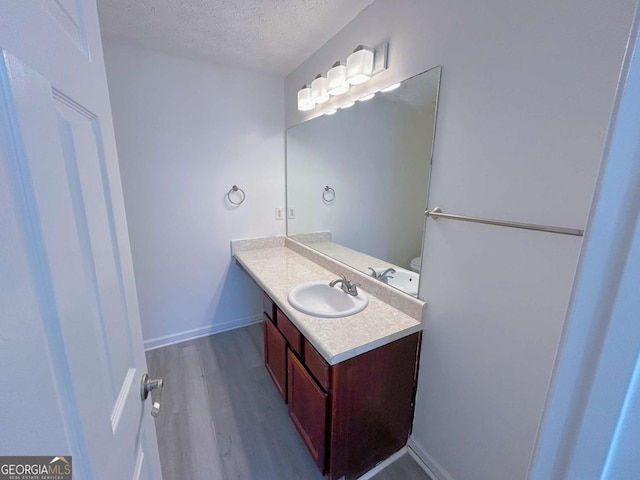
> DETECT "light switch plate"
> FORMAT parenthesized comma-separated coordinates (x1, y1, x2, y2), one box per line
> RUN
(275, 207, 284, 220)
(288, 207, 296, 219)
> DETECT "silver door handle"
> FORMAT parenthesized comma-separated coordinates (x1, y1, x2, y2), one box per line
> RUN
(141, 373, 164, 417)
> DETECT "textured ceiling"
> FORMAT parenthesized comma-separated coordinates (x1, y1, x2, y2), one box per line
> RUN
(97, 0, 375, 76)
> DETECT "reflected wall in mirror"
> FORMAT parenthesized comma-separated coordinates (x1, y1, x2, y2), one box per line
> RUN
(286, 66, 441, 299)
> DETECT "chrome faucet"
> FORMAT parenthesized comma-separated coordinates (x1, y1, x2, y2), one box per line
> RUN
(377, 268, 396, 284)
(329, 274, 359, 296)
(367, 267, 379, 279)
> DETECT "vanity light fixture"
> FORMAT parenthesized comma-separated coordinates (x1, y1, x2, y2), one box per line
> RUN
(297, 85, 314, 111)
(325, 109, 338, 116)
(327, 61, 350, 96)
(380, 82, 401, 92)
(311, 74, 330, 104)
(358, 93, 376, 102)
(346, 46, 375, 85)
(297, 43, 387, 115)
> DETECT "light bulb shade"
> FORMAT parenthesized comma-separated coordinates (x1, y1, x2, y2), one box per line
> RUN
(346, 47, 374, 85)
(381, 82, 401, 92)
(311, 75, 330, 104)
(327, 63, 349, 96)
(297, 85, 314, 111)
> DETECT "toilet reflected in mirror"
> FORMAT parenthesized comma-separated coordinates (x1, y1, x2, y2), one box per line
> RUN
(410, 256, 422, 273)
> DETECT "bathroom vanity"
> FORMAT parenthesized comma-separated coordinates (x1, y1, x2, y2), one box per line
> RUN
(234, 240, 424, 480)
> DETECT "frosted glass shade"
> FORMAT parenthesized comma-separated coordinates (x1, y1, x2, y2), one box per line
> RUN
(381, 82, 401, 92)
(327, 63, 349, 96)
(297, 85, 314, 111)
(358, 93, 376, 102)
(311, 75, 330, 104)
(346, 47, 374, 85)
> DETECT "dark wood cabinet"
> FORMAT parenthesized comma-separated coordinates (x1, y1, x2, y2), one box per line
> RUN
(329, 333, 421, 478)
(264, 314, 287, 401)
(263, 292, 276, 321)
(288, 350, 328, 472)
(304, 337, 331, 391)
(276, 308, 302, 355)
(262, 292, 421, 480)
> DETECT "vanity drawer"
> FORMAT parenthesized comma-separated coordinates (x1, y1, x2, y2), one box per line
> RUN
(263, 292, 276, 323)
(276, 308, 302, 356)
(304, 338, 331, 392)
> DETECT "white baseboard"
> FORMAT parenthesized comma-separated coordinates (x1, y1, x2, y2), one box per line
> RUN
(408, 437, 453, 480)
(357, 446, 408, 480)
(143, 314, 263, 351)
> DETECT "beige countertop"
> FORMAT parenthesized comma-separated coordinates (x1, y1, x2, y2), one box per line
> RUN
(234, 245, 423, 365)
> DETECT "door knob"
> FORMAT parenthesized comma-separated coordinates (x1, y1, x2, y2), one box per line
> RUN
(141, 373, 164, 417)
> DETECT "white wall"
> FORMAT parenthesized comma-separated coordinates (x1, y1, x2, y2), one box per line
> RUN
(104, 42, 285, 348)
(287, 91, 434, 269)
(285, 1, 637, 479)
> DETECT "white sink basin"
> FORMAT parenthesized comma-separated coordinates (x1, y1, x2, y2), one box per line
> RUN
(372, 267, 420, 296)
(288, 281, 369, 318)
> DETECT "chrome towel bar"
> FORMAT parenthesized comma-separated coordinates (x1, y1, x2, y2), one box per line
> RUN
(425, 207, 584, 237)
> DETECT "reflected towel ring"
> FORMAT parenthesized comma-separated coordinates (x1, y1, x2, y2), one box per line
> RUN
(227, 185, 246, 205)
(322, 185, 335, 203)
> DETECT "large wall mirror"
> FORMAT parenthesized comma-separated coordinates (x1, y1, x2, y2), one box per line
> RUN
(286, 66, 441, 299)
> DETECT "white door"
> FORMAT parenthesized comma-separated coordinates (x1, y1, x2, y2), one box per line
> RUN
(0, 1, 163, 479)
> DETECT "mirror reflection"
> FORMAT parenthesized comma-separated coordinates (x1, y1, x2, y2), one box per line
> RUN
(286, 66, 441, 299)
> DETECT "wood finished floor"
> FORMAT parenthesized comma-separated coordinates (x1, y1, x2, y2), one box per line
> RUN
(146, 323, 431, 480)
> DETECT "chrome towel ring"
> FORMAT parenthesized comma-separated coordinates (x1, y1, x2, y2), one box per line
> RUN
(227, 185, 246, 205)
(322, 185, 335, 203)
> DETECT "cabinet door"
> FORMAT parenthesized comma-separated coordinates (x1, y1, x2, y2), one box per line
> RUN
(264, 315, 287, 401)
(288, 350, 328, 473)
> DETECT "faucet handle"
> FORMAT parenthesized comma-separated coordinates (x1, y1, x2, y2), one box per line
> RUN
(347, 280, 360, 296)
(367, 267, 378, 278)
(330, 274, 360, 296)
